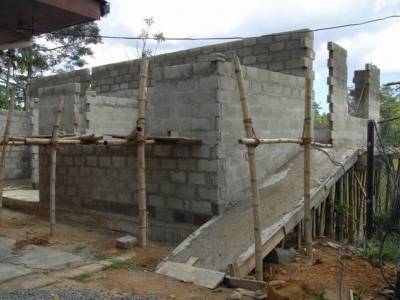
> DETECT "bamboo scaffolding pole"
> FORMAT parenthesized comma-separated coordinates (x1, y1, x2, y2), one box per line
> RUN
(233, 55, 263, 281)
(319, 199, 326, 237)
(348, 168, 355, 243)
(238, 138, 332, 148)
(354, 173, 367, 198)
(344, 172, 349, 238)
(326, 186, 334, 238)
(136, 55, 149, 247)
(304, 76, 313, 260)
(49, 95, 65, 236)
(0, 138, 156, 146)
(0, 88, 15, 213)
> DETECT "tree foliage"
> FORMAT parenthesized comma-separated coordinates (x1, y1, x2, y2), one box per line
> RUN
(313, 101, 328, 125)
(379, 85, 400, 146)
(135, 17, 165, 58)
(0, 22, 101, 110)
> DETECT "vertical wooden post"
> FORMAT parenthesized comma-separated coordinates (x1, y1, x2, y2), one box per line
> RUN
(49, 95, 65, 236)
(233, 55, 263, 280)
(0, 88, 15, 212)
(326, 186, 334, 238)
(348, 168, 355, 243)
(304, 77, 313, 260)
(297, 222, 302, 250)
(366, 120, 374, 239)
(136, 55, 150, 247)
(344, 172, 349, 238)
(319, 199, 326, 237)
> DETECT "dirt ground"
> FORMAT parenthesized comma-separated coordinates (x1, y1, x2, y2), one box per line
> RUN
(264, 238, 396, 299)
(0, 208, 225, 299)
(0, 208, 396, 299)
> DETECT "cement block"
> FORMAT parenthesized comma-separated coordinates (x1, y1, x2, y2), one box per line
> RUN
(116, 235, 138, 249)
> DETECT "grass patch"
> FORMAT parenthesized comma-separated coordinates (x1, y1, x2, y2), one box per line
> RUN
(102, 258, 145, 271)
(313, 290, 329, 300)
(71, 245, 86, 254)
(354, 236, 399, 265)
(71, 273, 91, 283)
(94, 251, 110, 261)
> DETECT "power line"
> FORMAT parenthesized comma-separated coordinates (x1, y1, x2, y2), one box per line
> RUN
(56, 14, 400, 41)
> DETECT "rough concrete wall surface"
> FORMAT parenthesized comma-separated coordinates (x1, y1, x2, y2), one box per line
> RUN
(328, 42, 366, 147)
(85, 91, 137, 136)
(38, 83, 81, 135)
(0, 110, 32, 179)
(352, 64, 380, 121)
(30, 99, 39, 187)
(216, 62, 305, 208)
(314, 123, 330, 144)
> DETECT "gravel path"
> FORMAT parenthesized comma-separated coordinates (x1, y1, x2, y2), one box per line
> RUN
(0, 289, 159, 300)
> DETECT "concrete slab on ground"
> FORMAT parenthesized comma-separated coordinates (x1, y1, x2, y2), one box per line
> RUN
(0, 236, 83, 283)
(3, 189, 39, 202)
(157, 148, 359, 283)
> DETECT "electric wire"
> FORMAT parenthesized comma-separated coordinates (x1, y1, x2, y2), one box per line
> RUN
(50, 14, 400, 41)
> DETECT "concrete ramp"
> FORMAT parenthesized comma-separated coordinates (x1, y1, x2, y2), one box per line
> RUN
(156, 148, 359, 286)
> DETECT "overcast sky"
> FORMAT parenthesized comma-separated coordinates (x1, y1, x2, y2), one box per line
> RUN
(87, 0, 400, 111)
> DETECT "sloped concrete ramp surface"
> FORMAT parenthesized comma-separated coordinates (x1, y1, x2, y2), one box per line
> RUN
(156, 148, 359, 286)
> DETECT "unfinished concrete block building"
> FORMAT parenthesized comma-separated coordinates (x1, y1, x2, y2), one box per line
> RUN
(1, 28, 380, 260)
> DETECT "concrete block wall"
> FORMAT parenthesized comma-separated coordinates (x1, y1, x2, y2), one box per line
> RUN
(0, 110, 33, 179)
(31, 31, 314, 101)
(39, 60, 308, 231)
(38, 83, 82, 135)
(39, 62, 221, 237)
(30, 98, 39, 187)
(30, 69, 91, 99)
(352, 64, 380, 121)
(90, 30, 314, 98)
(327, 42, 380, 146)
(216, 63, 305, 207)
(85, 91, 137, 136)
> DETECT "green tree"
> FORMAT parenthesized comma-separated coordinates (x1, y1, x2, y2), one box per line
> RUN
(0, 22, 101, 110)
(313, 101, 328, 125)
(380, 85, 400, 146)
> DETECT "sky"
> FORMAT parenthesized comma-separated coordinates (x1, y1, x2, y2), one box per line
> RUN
(87, 0, 400, 112)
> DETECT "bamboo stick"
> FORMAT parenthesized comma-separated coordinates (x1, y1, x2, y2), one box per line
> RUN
(238, 138, 332, 148)
(136, 55, 149, 247)
(0, 138, 157, 146)
(233, 55, 263, 281)
(304, 77, 313, 260)
(348, 168, 355, 243)
(0, 88, 15, 212)
(49, 95, 65, 236)
(325, 187, 334, 238)
(319, 199, 326, 236)
(354, 173, 367, 198)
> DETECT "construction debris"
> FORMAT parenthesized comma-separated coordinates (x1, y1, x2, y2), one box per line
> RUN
(115, 236, 138, 249)
(224, 276, 265, 291)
